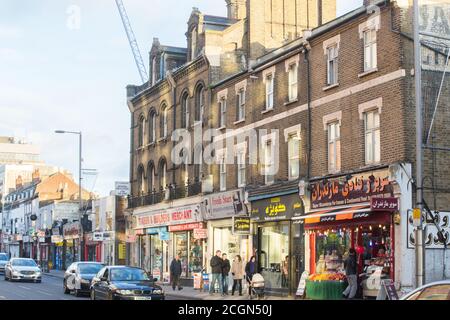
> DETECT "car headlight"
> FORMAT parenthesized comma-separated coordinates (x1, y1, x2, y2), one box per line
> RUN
(12, 271, 21, 276)
(152, 289, 163, 295)
(116, 289, 134, 295)
(35, 272, 42, 276)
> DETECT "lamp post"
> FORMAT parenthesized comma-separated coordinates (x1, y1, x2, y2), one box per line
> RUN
(55, 130, 83, 262)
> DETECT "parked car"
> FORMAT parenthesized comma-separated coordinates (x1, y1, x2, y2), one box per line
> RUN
(90, 266, 165, 300)
(400, 281, 450, 300)
(63, 262, 105, 297)
(0, 253, 8, 273)
(3, 258, 42, 283)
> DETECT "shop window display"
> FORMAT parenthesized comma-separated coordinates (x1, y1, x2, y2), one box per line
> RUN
(150, 235, 163, 280)
(259, 224, 290, 291)
(189, 236, 203, 274)
(174, 232, 189, 277)
(213, 227, 240, 258)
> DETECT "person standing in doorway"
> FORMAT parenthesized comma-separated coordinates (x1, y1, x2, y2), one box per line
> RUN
(221, 253, 231, 295)
(170, 254, 183, 291)
(343, 248, 358, 299)
(231, 255, 243, 296)
(209, 250, 224, 295)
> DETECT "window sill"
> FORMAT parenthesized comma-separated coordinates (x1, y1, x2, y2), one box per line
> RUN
(261, 108, 274, 115)
(157, 137, 168, 143)
(147, 142, 156, 148)
(323, 83, 339, 91)
(217, 126, 227, 131)
(233, 119, 246, 125)
(284, 99, 298, 107)
(358, 68, 378, 78)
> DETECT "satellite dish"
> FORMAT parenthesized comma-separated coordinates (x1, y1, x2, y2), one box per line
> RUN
(30, 214, 37, 221)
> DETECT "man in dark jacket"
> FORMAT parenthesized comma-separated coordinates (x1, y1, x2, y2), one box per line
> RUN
(221, 253, 231, 295)
(170, 254, 183, 291)
(343, 248, 358, 299)
(209, 250, 223, 295)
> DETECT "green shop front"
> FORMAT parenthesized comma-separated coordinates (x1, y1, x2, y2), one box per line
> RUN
(250, 191, 305, 296)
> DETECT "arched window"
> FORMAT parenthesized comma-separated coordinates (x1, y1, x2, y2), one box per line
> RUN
(195, 85, 205, 122)
(147, 162, 155, 193)
(160, 104, 168, 138)
(138, 115, 145, 147)
(149, 110, 156, 143)
(137, 165, 145, 194)
(159, 159, 167, 190)
(181, 92, 189, 128)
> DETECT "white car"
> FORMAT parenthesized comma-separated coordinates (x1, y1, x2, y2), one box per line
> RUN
(400, 281, 450, 300)
(0, 253, 8, 273)
(3, 258, 42, 283)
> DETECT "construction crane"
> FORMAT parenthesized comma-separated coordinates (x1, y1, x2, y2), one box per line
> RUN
(115, 0, 149, 84)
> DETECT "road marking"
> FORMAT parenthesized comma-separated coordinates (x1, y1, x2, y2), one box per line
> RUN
(0, 296, 6, 299)
(19, 285, 31, 290)
(37, 290, 53, 296)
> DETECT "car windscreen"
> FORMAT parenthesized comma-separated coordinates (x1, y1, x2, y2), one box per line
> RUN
(11, 259, 37, 267)
(110, 268, 150, 281)
(0, 254, 7, 261)
(78, 264, 103, 274)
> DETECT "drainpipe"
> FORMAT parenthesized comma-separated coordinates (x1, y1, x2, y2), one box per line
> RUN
(304, 43, 312, 181)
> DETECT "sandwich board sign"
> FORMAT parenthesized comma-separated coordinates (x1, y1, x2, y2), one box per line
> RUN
(376, 279, 399, 300)
(296, 271, 309, 297)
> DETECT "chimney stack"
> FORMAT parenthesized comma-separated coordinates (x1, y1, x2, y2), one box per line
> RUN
(225, 0, 247, 20)
(15, 175, 23, 189)
(32, 169, 40, 183)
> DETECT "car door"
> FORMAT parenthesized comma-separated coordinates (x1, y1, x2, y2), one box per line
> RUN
(96, 268, 110, 300)
(5, 261, 11, 278)
(65, 263, 77, 290)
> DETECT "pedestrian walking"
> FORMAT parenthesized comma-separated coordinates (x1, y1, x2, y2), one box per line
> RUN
(209, 250, 224, 295)
(222, 253, 231, 295)
(170, 254, 183, 291)
(245, 256, 256, 296)
(231, 255, 244, 296)
(343, 248, 358, 299)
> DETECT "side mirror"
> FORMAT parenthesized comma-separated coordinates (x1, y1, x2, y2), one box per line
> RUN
(71, 270, 76, 274)
(100, 276, 108, 282)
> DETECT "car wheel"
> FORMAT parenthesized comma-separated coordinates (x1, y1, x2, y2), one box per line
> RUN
(74, 289, 82, 297)
(90, 289, 96, 300)
(63, 280, 70, 294)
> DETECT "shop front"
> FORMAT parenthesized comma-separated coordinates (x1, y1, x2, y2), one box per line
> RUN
(297, 170, 398, 300)
(134, 202, 204, 286)
(63, 222, 82, 268)
(250, 192, 305, 296)
(84, 233, 102, 262)
(205, 189, 249, 278)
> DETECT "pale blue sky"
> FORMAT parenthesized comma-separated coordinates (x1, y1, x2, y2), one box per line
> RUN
(0, 0, 362, 196)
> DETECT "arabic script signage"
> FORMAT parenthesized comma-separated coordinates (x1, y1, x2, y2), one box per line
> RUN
(310, 172, 393, 209)
(251, 193, 304, 222)
(371, 197, 399, 212)
(233, 217, 251, 235)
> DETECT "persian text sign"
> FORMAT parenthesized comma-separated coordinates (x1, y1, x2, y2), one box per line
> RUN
(135, 204, 202, 229)
(311, 172, 393, 209)
(371, 197, 399, 212)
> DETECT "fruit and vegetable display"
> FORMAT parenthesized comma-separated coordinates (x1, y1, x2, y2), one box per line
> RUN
(308, 272, 347, 282)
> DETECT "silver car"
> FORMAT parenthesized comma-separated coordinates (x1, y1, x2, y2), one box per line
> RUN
(400, 281, 450, 300)
(0, 253, 8, 273)
(4, 258, 42, 283)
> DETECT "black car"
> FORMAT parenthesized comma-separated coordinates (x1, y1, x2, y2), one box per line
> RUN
(63, 262, 105, 297)
(90, 266, 165, 300)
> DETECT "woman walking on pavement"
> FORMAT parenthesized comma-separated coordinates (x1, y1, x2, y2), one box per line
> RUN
(245, 256, 256, 296)
(231, 255, 244, 296)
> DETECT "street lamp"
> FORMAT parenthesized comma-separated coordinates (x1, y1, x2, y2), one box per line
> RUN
(55, 130, 83, 262)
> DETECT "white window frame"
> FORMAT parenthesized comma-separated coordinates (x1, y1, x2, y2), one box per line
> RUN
(288, 63, 298, 102)
(237, 88, 246, 121)
(219, 98, 227, 128)
(326, 45, 339, 85)
(161, 162, 167, 189)
(288, 133, 301, 180)
(150, 112, 156, 143)
(162, 107, 168, 138)
(182, 95, 190, 128)
(139, 116, 146, 147)
(327, 121, 341, 173)
(363, 28, 377, 72)
(219, 155, 227, 191)
(265, 74, 274, 110)
(364, 110, 381, 165)
(236, 149, 246, 187)
(263, 139, 274, 185)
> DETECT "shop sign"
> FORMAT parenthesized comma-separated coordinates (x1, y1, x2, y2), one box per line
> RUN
(126, 234, 136, 243)
(204, 190, 245, 220)
(146, 227, 167, 235)
(115, 181, 130, 197)
(135, 204, 202, 229)
(37, 230, 46, 237)
(159, 231, 170, 241)
(135, 229, 144, 235)
(118, 243, 127, 260)
(193, 228, 208, 239)
(232, 217, 251, 235)
(63, 222, 81, 240)
(23, 235, 30, 243)
(296, 271, 309, 297)
(168, 222, 204, 232)
(407, 210, 450, 249)
(310, 172, 394, 209)
(39, 237, 46, 243)
(15, 234, 23, 242)
(52, 227, 60, 236)
(371, 197, 399, 212)
(251, 193, 304, 221)
(93, 231, 114, 242)
(93, 232, 104, 241)
(51, 235, 63, 243)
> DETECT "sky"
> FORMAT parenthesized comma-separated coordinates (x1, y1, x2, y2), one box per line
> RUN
(0, 0, 362, 197)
